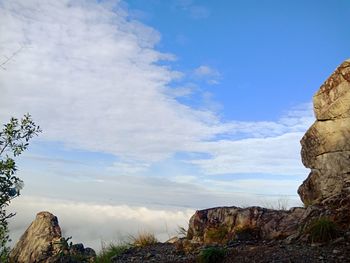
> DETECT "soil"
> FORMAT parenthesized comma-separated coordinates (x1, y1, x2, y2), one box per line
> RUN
(111, 238, 350, 263)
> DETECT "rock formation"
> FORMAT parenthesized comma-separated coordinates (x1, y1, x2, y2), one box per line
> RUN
(298, 60, 350, 204)
(186, 60, 350, 244)
(187, 206, 305, 243)
(9, 211, 96, 263)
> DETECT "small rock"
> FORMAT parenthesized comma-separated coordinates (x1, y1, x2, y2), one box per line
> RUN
(311, 243, 322, 247)
(332, 249, 341, 254)
(331, 237, 344, 244)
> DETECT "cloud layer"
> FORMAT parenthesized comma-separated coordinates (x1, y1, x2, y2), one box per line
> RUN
(8, 196, 194, 252)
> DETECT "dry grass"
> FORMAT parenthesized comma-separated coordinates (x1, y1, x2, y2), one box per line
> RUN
(130, 232, 158, 247)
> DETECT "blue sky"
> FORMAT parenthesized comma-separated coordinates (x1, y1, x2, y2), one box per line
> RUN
(1, 0, 349, 250)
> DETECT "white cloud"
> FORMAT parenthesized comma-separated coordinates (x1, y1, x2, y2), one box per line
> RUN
(0, 0, 225, 163)
(0, 0, 314, 178)
(174, 0, 210, 19)
(107, 161, 150, 175)
(186, 104, 314, 175)
(194, 65, 217, 76)
(193, 65, 221, 84)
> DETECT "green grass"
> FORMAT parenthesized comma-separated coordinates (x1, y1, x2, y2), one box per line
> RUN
(306, 217, 339, 243)
(205, 225, 229, 244)
(197, 247, 227, 263)
(95, 243, 128, 263)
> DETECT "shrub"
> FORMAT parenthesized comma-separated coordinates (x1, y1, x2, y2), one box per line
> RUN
(306, 217, 339, 243)
(130, 232, 158, 247)
(197, 247, 226, 263)
(95, 242, 128, 263)
(0, 114, 41, 259)
(205, 225, 229, 244)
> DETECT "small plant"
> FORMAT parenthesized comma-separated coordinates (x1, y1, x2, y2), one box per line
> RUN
(263, 197, 289, 210)
(130, 232, 158, 247)
(197, 247, 226, 263)
(306, 217, 339, 243)
(177, 225, 188, 238)
(205, 225, 229, 244)
(53, 236, 73, 257)
(95, 242, 128, 263)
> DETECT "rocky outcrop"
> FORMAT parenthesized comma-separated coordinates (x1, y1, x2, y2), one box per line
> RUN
(9, 211, 96, 263)
(298, 60, 350, 204)
(186, 60, 350, 245)
(187, 206, 305, 243)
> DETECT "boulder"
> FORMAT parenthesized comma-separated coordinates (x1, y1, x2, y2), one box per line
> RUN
(9, 211, 96, 263)
(298, 60, 350, 204)
(9, 211, 62, 263)
(187, 206, 305, 244)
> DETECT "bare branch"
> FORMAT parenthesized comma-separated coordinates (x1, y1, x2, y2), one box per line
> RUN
(0, 46, 24, 70)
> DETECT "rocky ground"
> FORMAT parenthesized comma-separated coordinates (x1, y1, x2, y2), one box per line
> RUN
(111, 237, 350, 263)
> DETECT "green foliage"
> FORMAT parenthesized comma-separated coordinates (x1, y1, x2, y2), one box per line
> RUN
(53, 236, 73, 257)
(205, 225, 229, 244)
(197, 247, 226, 263)
(0, 114, 41, 260)
(95, 242, 128, 263)
(0, 224, 10, 262)
(306, 217, 339, 243)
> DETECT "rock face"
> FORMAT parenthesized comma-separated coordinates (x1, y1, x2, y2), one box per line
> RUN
(187, 206, 305, 243)
(9, 212, 62, 262)
(298, 60, 350, 204)
(9, 211, 96, 263)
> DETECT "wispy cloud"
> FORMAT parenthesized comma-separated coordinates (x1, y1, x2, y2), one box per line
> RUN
(173, 0, 210, 19)
(187, 103, 314, 175)
(194, 65, 221, 85)
(0, 0, 223, 163)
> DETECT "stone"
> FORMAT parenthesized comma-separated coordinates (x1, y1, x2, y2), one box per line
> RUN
(9, 211, 96, 263)
(187, 206, 305, 243)
(298, 60, 350, 204)
(9, 211, 62, 263)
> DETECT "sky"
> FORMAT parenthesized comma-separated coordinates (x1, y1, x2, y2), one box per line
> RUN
(0, 0, 349, 251)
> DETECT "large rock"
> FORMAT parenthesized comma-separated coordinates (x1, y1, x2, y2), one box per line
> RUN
(187, 206, 305, 243)
(9, 212, 62, 262)
(298, 60, 350, 204)
(9, 211, 96, 263)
